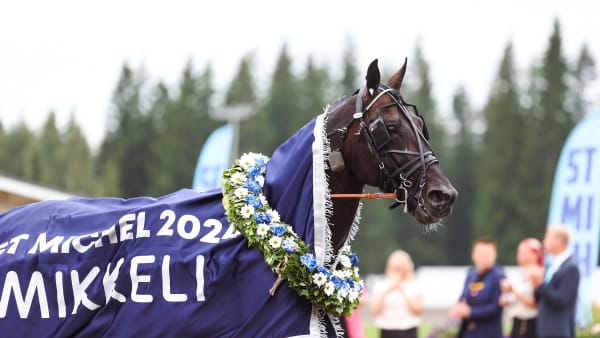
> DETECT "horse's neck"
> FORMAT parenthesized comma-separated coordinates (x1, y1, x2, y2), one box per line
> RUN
(328, 170, 364, 252)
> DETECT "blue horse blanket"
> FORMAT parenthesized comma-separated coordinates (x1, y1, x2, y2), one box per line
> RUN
(0, 114, 341, 337)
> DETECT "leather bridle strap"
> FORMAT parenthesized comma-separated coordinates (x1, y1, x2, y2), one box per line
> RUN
(350, 84, 436, 212)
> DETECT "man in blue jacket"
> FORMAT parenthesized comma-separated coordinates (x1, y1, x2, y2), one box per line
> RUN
(450, 237, 505, 338)
(532, 225, 580, 338)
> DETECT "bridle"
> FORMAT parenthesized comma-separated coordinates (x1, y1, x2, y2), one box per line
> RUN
(328, 84, 439, 213)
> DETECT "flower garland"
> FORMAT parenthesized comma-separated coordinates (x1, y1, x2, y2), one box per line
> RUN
(222, 152, 363, 316)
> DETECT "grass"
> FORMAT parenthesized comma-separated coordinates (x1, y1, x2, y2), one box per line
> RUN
(365, 323, 436, 338)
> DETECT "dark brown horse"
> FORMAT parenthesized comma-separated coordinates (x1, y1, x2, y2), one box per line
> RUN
(327, 59, 457, 251)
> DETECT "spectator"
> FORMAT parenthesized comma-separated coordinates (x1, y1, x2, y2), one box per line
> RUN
(499, 238, 543, 338)
(531, 225, 580, 338)
(371, 250, 423, 338)
(449, 237, 504, 338)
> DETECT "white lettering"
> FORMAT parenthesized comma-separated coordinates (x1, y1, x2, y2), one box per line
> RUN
(72, 234, 95, 253)
(71, 268, 101, 314)
(0, 271, 49, 318)
(157, 210, 176, 236)
(61, 236, 76, 253)
(94, 225, 118, 248)
(161, 255, 187, 302)
(177, 215, 201, 240)
(196, 255, 205, 301)
(8, 234, 30, 254)
(28, 233, 64, 254)
(136, 212, 150, 238)
(130, 255, 154, 303)
(103, 258, 126, 303)
(56, 271, 66, 318)
(119, 214, 135, 241)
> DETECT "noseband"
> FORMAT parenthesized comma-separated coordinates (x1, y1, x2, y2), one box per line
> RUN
(330, 85, 439, 213)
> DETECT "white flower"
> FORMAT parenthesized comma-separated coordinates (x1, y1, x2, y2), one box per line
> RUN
(256, 175, 265, 187)
(269, 236, 282, 248)
(323, 281, 335, 296)
(338, 287, 349, 299)
(340, 255, 352, 268)
(230, 172, 247, 185)
(267, 209, 281, 222)
(353, 266, 360, 276)
(348, 289, 360, 302)
(312, 272, 327, 287)
(343, 269, 353, 278)
(257, 224, 270, 236)
(234, 187, 249, 198)
(286, 225, 297, 236)
(241, 205, 255, 219)
(259, 194, 267, 207)
(239, 153, 256, 169)
(332, 270, 346, 279)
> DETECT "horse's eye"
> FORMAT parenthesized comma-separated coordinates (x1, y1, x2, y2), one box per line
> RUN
(386, 124, 397, 132)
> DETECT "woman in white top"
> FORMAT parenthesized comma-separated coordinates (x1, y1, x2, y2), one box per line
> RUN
(371, 250, 423, 338)
(499, 238, 543, 338)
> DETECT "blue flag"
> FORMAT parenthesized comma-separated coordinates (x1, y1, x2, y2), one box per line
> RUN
(547, 110, 600, 327)
(193, 124, 234, 192)
(0, 114, 341, 337)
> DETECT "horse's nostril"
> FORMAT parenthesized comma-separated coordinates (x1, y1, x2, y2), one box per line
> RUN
(427, 188, 457, 208)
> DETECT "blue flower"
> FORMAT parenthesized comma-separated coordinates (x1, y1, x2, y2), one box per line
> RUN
(300, 253, 317, 271)
(247, 165, 261, 178)
(246, 179, 261, 194)
(317, 265, 332, 277)
(271, 223, 286, 236)
(254, 212, 272, 224)
(349, 254, 359, 266)
(345, 278, 355, 289)
(331, 275, 344, 289)
(255, 157, 268, 168)
(245, 195, 262, 209)
(282, 237, 299, 253)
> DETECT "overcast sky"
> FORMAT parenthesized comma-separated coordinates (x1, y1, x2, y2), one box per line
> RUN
(1, 0, 599, 150)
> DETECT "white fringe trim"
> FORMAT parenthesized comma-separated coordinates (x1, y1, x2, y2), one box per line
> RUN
(344, 202, 362, 246)
(312, 111, 334, 267)
(311, 111, 334, 337)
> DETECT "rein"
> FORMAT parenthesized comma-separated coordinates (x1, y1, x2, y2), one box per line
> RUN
(329, 85, 438, 213)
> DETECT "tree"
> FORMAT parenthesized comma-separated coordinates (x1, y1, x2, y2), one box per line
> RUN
(224, 54, 259, 161)
(241, 44, 301, 154)
(570, 44, 596, 120)
(30, 113, 63, 186)
(444, 86, 477, 264)
(407, 42, 447, 163)
(151, 61, 219, 195)
(339, 38, 359, 96)
(97, 63, 152, 197)
(516, 19, 574, 243)
(59, 116, 96, 194)
(299, 56, 331, 118)
(0, 122, 35, 178)
(473, 42, 526, 263)
(224, 53, 257, 105)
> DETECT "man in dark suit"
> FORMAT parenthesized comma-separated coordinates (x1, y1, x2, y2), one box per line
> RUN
(532, 225, 580, 338)
(449, 237, 505, 338)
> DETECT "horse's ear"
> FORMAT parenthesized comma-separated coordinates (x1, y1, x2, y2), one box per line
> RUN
(365, 59, 380, 96)
(388, 57, 408, 90)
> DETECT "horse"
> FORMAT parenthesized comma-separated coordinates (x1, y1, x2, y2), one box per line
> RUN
(0, 59, 456, 337)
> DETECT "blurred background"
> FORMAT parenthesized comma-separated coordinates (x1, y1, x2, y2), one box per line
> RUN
(1, 0, 599, 335)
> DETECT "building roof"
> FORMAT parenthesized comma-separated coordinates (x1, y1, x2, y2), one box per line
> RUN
(0, 175, 73, 213)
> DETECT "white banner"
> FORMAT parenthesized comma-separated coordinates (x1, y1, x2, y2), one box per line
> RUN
(547, 111, 600, 327)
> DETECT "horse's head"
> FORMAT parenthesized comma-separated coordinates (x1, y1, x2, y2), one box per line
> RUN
(327, 59, 457, 225)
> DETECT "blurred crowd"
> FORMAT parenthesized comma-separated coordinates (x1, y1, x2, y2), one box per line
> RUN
(343, 225, 587, 338)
